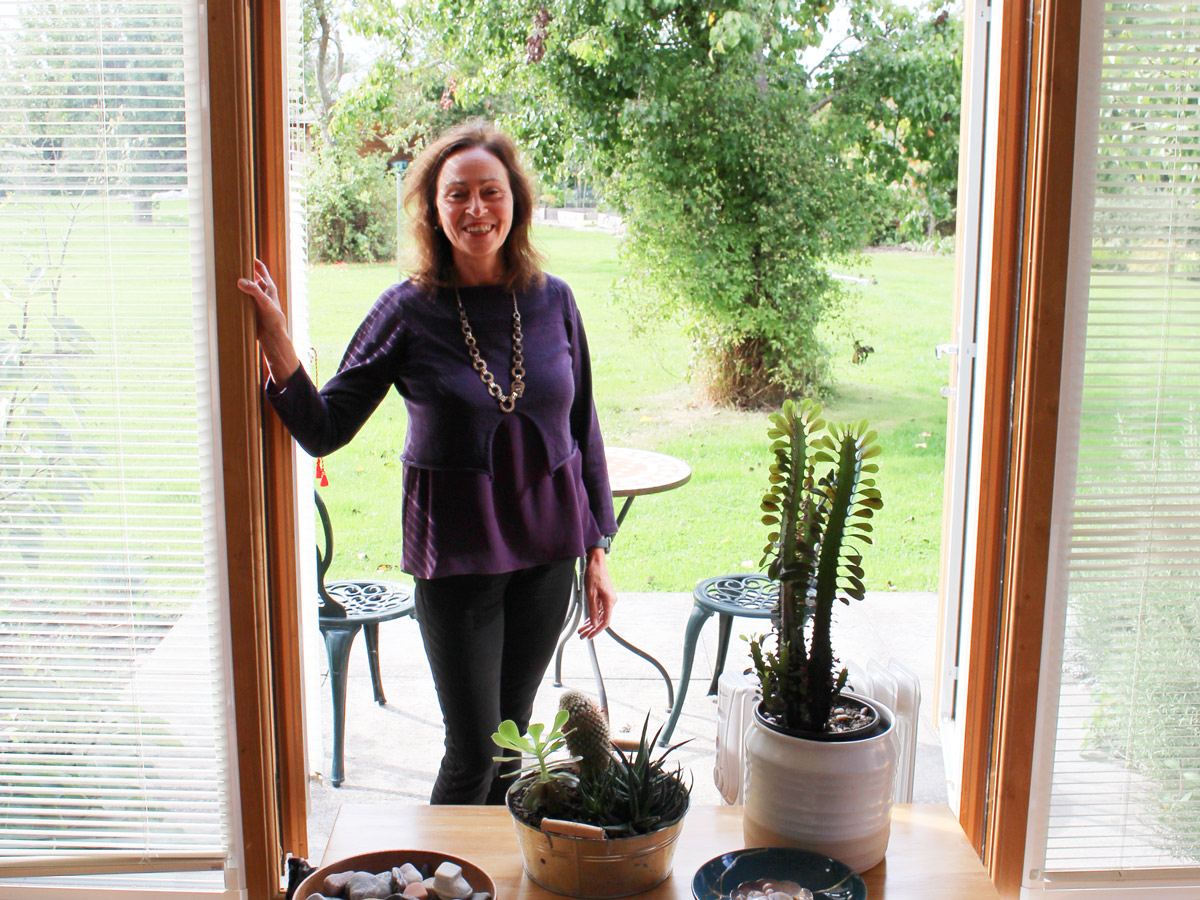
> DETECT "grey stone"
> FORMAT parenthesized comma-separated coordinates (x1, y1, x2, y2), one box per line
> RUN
(398, 863, 424, 887)
(348, 871, 396, 900)
(471, 893, 492, 900)
(323, 870, 356, 896)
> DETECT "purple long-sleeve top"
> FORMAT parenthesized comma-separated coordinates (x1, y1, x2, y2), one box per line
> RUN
(266, 274, 618, 579)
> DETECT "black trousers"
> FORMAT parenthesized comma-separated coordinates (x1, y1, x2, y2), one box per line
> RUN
(414, 558, 576, 805)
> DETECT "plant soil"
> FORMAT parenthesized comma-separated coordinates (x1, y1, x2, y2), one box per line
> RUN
(508, 781, 583, 831)
(761, 695, 879, 739)
(826, 698, 878, 734)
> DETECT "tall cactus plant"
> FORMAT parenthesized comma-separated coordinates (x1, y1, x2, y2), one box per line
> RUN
(749, 399, 883, 733)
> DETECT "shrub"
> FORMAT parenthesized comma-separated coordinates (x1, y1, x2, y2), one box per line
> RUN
(612, 69, 871, 407)
(305, 148, 396, 263)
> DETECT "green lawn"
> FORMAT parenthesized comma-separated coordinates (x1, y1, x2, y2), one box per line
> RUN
(311, 228, 953, 593)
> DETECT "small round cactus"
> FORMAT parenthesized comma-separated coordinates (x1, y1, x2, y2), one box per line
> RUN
(558, 689, 611, 778)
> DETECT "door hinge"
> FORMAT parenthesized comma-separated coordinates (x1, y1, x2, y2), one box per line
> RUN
(936, 342, 977, 361)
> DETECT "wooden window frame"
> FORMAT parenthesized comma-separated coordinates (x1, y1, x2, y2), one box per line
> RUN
(208, 1, 304, 897)
(956, 0, 1083, 896)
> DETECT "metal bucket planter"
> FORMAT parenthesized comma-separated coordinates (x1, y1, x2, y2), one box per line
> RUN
(507, 788, 688, 898)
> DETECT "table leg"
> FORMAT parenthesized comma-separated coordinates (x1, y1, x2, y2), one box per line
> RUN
(615, 495, 635, 528)
(604, 627, 675, 711)
(586, 637, 608, 716)
(553, 572, 584, 687)
(554, 558, 609, 715)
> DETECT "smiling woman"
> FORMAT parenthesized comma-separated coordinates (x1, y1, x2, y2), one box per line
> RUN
(402, 122, 542, 293)
(237, 119, 621, 806)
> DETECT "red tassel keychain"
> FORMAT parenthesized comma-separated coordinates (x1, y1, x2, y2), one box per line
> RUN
(311, 348, 329, 486)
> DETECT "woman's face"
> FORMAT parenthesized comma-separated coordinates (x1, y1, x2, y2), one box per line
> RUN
(435, 146, 514, 283)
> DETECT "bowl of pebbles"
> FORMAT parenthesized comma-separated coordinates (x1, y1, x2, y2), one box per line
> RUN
(294, 849, 496, 900)
(691, 847, 865, 900)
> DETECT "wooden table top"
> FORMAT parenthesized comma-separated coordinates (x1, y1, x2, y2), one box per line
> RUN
(321, 803, 999, 900)
(606, 447, 692, 498)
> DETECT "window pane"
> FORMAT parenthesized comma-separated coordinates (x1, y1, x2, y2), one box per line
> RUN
(1042, 0, 1200, 877)
(0, 0, 233, 885)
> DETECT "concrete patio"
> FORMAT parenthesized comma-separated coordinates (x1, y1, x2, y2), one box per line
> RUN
(302, 588, 948, 863)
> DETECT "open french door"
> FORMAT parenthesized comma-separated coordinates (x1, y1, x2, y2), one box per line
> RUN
(935, 0, 1005, 811)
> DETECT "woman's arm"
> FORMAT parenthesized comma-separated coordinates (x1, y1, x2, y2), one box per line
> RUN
(561, 281, 620, 637)
(564, 285, 619, 539)
(238, 259, 398, 457)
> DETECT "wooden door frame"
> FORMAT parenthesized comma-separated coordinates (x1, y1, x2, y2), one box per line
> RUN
(209, 0, 304, 896)
(252, 0, 309, 867)
(955, 0, 1083, 895)
(215, 0, 1088, 895)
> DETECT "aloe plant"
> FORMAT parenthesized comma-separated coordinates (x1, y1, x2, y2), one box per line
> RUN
(750, 399, 882, 733)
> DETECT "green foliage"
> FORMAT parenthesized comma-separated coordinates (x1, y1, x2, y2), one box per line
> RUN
(395, 0, 957, 404)
(815, 4, 963, 243)
(0, 3, 187, 198)
(494, 713, 690, 836)
(574, 718, 691, 837)
(491, 711, 580, 815)
(334, 0, 510, 156)
(1070, 406, 1200, 859)
(0, 264, 96, 555)
(305, 147, 397, 263)
(750, 399, 882, 732)
(613, 69, 869, 403)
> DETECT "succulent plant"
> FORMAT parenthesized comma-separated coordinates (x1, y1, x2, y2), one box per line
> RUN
(491, 710, 579, 815)
(749, 399, 883, 734)
(558, 689, 611, 779)
(492, 712, 690, 837)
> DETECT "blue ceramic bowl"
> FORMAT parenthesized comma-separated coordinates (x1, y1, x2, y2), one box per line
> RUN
(691, 847, 866, 900)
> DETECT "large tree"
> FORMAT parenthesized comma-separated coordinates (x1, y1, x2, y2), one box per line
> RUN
(363, 0, 959, 404)
(814, 4, 963, 242)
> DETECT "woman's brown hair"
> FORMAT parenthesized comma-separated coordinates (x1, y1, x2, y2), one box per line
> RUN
(402, 119, 544, 291)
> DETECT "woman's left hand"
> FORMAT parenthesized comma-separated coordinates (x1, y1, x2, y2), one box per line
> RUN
(579, 547, 617, 640)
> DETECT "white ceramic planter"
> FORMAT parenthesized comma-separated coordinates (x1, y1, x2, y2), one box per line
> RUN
(743, 693, 899, 873)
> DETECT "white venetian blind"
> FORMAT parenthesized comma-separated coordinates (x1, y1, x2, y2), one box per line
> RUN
(0, 0, 235, 889)
(1034, 0, 1200, 886)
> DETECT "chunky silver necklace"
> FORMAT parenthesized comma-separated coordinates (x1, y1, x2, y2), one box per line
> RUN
(455, 289, 525, 413)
